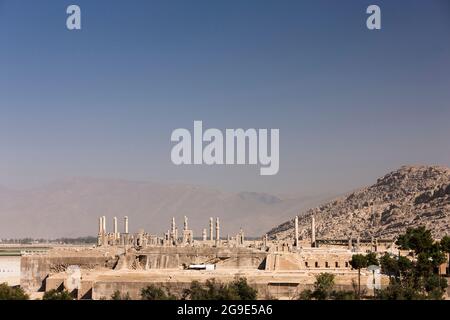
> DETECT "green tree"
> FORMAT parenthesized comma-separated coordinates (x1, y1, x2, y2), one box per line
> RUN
(111, 290, 131, 300)
(185, 279, 231, 300)
(396, 226, 434, 254)
(184, 280, 210, 300)
(312, 273, 335, 300)
(298, 273, 339, 300)
(424, 274, 447, 298)
(397, 256, 413, 275)
(377, 227, 449, 300)
(141, 285, 176, 300)
(376, 281, 424, 300)
(298, 289, 313, 300)
(43, 289, 73, 300)
(380, 253, 414, 280)
(0, 283, 29, 300)
(330, 290, 357, 300)
(350, 254, 368, 299)
(440, 235, 450, 275)
(298, 273, 357, 300)
(184, 278, 257, 300)
(227, 278, 257, 300)
(380, 253, 399, 279)
(366, 252, 379, 266)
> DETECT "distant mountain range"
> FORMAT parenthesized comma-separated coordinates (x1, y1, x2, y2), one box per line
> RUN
(4, 165, 447, 240)
(268, 165, 450, 241)
(0, 178, 333, 238)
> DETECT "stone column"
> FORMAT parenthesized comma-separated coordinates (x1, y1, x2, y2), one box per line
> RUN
(348, 238, 353, 251)
(209, 217, 214, 241)
(98, 217, 104, 246)
(184, 216, 188, 231)
(113, 217, 118, 237)
(202, 229, 207, 241)
(124, 216, 129, 234)
(215, 217, 220, 246)
(98, 217, 103, 234)
(102, 215, 106, 234)
(311, 214, 316, 247)
(294, 216, 299, 247)
(171, 217, 176, 239)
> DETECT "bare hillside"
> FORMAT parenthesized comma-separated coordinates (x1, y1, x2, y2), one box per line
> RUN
(268, 165, 450, 240)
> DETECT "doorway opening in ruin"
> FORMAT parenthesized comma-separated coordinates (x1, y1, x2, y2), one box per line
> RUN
(138, 255, 148, 269)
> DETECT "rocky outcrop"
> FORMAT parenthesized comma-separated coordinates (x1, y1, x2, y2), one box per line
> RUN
(268, 165, 450, 240)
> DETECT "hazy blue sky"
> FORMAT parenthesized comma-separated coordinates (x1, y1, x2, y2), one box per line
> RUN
(0, 0, 449, 195)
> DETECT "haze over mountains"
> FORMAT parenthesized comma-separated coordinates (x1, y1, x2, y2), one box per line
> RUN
(268, 165, 450, 241)
(0, 178, 333, 239)
(2, 165, 448, 240)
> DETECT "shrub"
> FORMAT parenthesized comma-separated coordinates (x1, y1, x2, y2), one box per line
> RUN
(298, 273, 335, 300)
(111, 290, 131, 300)
(184, 278, 257, 300)
(43, 289, 73, 300)
(141, 285, 176, 300)
(0, 283, 29, 300)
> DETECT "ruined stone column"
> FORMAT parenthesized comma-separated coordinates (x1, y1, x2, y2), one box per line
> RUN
(98, 217, 104, 246)
(294, 216, 299, 247)
(202, 229, 207, 241)
(356, 236, 360, 251)
(113, 217, 118, 238)
(124, 216, 129, 234)
(171, 217, 176, 239)
(184, 216, 188, 231)
(311, 214, 316, 247)
(98, 217, 103, 234)
(348, 238, 353, 251)
(102, 216, 106, 233)
(215, 217, 220, 246)
(209, 217, 214, 241)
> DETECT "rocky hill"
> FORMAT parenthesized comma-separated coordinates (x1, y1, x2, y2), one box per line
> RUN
(267, 165, 450, 240)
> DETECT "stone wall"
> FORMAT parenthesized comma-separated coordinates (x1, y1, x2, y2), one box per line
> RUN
(21, 255, 116, 292)
(265, 250, 353, 271)
(0, 255, 21, 286)
(90, 272, 379, 300)
(123, 247, 267, 270)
